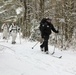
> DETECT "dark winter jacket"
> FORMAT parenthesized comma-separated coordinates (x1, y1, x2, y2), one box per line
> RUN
(39, 18, 58, 38)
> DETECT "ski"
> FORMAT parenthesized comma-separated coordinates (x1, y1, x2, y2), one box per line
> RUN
(41, 51, 62, 59)
(50, 52, 62, 59)
(51, 52, 55, 55)
(50, 54, 62, 59)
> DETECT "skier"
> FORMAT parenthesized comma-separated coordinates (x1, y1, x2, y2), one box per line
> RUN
(9, 22, 20, 44)
(39, 18, 59, 54)
(1, 22, 9, 39)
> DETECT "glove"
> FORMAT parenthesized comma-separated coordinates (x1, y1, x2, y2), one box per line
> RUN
(18, 28, 20, 30)
(10, 30, 12, 32)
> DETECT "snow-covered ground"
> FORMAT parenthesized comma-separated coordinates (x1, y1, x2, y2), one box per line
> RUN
(0, 33, 76, 75)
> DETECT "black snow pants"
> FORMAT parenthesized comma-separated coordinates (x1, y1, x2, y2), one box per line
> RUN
(40, 35, 49, 52)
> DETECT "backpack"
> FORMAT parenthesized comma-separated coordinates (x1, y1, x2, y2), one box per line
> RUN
(10, 25, 18, 33)
(39, 22, 51, 35)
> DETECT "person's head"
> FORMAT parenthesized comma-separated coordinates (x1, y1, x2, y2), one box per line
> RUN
(12, 22, 16, 25)
(40, 18, 47, 24)
(46, 18, 52, 23)
(12, 23, 14, 25)
(4, 22, 7, 25)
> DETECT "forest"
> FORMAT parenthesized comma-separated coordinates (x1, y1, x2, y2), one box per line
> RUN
(0, 0, 76, 50)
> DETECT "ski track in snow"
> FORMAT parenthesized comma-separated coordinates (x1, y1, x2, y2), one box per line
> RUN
(0, 34, 76, 75)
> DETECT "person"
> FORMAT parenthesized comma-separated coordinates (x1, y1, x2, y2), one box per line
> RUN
(1, 22, 9, 39)
(39, 18, 59, 54)
(9, 22, 20, 44)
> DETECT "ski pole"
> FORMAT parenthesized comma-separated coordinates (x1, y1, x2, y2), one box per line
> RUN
(32, 42, 39, 49)
(52, 33, 57, 55)
(7, 32, 9, 43)
(51, 44, 55, 55)
(19, 31, 21, 44)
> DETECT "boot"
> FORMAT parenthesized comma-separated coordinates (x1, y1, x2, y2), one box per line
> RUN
(45, 51, 49, 54)
(40, 46, 44, 51)
(12, 41, 16, 44)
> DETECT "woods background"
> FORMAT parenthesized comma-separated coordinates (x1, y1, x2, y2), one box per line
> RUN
(0, 0, 76, 50)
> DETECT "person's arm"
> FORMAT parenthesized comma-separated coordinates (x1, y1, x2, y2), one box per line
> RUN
(18, 26, 21, 32)
(39, 24, 42, 31)
(9, 25, 12, 32)
(51, 23, 59, 33)
(1, 24, 4, 30)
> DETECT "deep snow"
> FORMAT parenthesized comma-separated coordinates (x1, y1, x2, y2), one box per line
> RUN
(0, 33, 76, 75)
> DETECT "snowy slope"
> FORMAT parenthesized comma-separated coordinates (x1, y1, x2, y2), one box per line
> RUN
(0, 33, 76, 75)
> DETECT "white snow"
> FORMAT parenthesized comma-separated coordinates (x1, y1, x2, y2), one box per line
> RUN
(0, 10, 6, 14)
(0, 33, 76, 75)
(16, 7, 23, 15)
(59, 18, 65, 23)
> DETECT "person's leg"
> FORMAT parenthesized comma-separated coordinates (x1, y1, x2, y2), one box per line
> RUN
(3, 29, 8, 39)
(5, 31, 8, 39)
(44, 36, 49, 53)
(3, 31, 5, 39)
(12, 33, 17, 44)
(40, 41, 44, 51)
(44, 40, 48, 52)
